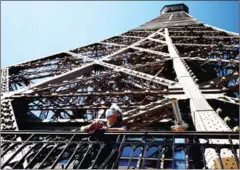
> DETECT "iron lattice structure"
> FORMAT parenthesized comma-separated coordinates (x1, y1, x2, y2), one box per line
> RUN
(0, 4, 239, 169)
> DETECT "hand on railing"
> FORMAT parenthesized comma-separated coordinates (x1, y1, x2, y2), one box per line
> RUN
(80, 120, 106, 134)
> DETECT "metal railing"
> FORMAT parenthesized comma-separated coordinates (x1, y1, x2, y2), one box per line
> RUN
(1, 131, 239, 169)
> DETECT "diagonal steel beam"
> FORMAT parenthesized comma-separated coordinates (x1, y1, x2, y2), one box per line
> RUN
(216, 95, 239, 105)
(6, 51, 70, 68)
(120, 35, 145, 39)
(174, 43, 236, 48)
(17, 89, 168, 98)
(131, 46, 170, 58)
(131, 60, 167, 70)
(4, 29, 166, 97)
(156, 32, 166, 37)
(122, 99, 171, 122)
(98, 42, 127, 47)
(65, 51, 94, 61)
(180, 57, 239, 65)
(204, 24, 239, 37)
(96, 61, 180, 87)
(4, 63, 95, 97)
(101, 28, 164, 61)
(199, 72, 239, 87)
(147, 37, 167, 44)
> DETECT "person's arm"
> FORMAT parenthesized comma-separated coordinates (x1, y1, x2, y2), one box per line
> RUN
(106, 126, 126, 132)
(72, 125, 88, 132)
(77, 121, 105, 133)
(80, 125, 89, 132)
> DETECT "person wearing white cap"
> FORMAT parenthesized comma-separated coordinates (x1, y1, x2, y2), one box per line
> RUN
(79, 104, 126, 133)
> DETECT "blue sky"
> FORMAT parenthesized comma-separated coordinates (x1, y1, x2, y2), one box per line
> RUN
(1, 1, 239, 67)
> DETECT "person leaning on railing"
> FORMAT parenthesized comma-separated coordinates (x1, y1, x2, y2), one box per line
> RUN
(79, 104, 127, 134)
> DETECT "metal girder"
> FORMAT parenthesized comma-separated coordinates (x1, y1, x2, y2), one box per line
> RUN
(99, 42, 127, 47)
(10, 87, 167, 124)
(1, 99, 19, 131)
(34, 118, 106, 123)
(28, 100, 172, 127)
(123, 99, 170, 116)
(131, 46, 170, 58)
(199, 72, 239, 87)
(174, 43, 237, 48)
(147, 37, 167, 44)
(15, 89, 168, 98)
(6, 52, 91, 91)
(93, 98, 172, 127)
(15, 62, 175, 95)
(101, 36, 142, 45)
(216, 95, 239, 105)
(131, 60, 167, 70)
(65, 51, 94, 61)
(25, 71, 115, 93)
(165, 27, 232, 129)
(170, 35, 238, 39)
(96, 61, 180, 87)
(204, 23, 239, 37)
(11, 98, 173, 129)
(6, 52, 71, 68)
(120, 35, 144, 39)
(102, 28, 163, 61)
(165, 26, 239, 169)
(156, 31, 166, 37)
(21, 63, 94, 93)
(182, 57, 239, 64)
(168, 93, 225, 100)
(28, 106, 137, 111)
(2, 63, 95, 99)
(1, 68, 9, 93)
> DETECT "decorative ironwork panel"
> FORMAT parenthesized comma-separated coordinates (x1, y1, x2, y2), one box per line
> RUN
(1, 131, 239, 169)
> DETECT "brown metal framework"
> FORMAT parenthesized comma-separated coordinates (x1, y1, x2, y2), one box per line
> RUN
(1, 3, 239, 169)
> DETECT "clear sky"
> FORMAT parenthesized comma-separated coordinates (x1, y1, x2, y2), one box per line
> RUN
(1, 1, 239, 67)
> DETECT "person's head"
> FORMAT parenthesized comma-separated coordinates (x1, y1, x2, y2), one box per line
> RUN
(106, 109, 122, 125)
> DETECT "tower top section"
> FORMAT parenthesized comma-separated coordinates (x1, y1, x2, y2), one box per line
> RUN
(161, 4, 189, 14)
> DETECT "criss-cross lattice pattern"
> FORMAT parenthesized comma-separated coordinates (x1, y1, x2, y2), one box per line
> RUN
(1, 4, 239, 169)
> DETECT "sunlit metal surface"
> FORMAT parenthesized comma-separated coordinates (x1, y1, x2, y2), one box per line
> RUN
(0, 3, 239, 169)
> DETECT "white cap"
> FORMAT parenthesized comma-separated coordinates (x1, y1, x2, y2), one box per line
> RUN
(110, 103, 122, 113)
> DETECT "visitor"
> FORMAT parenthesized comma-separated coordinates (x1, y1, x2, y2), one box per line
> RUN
(79, 103, 127, 133)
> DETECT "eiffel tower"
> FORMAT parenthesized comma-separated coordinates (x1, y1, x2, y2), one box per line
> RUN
(1, 3, 239, 169)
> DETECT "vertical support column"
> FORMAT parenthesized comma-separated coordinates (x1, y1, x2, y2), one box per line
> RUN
(1, 99, 19, 130)
(1, 68, 9, 94)
(164, 28, 238, 169)
(1, 99, 33, 168)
